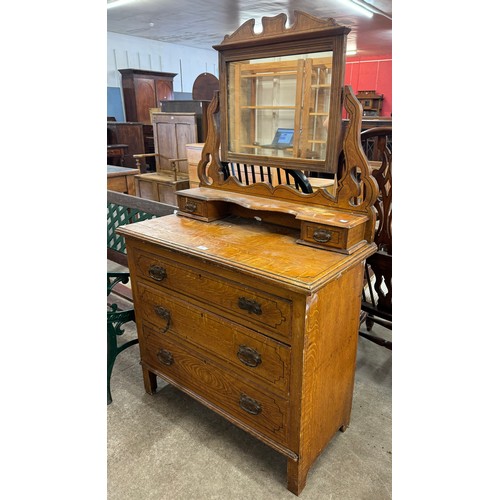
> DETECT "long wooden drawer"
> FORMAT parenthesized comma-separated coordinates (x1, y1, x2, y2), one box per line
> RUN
(141, 324, 289, 446)
(134, 249, 292, 339)
(136, 282, 291, 395)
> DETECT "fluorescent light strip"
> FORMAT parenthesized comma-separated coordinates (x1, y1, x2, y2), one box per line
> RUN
(339, 0, 373, 18)
(351, 0, 392, 20)
(107, 0, 136, 9)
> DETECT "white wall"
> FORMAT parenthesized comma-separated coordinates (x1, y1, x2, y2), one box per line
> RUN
(107, 32, 219, 93)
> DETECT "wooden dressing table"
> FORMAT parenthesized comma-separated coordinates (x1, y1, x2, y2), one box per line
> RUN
(118, 11, 379, 495)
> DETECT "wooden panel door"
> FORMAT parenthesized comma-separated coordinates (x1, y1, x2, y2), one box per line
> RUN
(155, 79, 173, 106)
(135, 78, 156, 123)
(153, 114, 197, 172)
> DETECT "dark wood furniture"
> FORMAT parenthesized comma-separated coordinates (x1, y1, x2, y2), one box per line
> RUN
(359, 126, 392, 349)
(356, 90, 384, 116)
(107, 144, 128, 166)
(192, 72, 219, 101)
(107, 165, 140, 196)
(107, 122, 146, 170)
(117, 12, 379, 496)
(119, 69, 177, 170)
(119, 69, 177, 124)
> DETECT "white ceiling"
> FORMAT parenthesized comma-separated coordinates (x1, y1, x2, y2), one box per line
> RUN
(107, 0, 392, 57)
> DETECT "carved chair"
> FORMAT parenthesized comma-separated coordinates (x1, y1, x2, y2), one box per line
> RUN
(358, 126, 392, 349)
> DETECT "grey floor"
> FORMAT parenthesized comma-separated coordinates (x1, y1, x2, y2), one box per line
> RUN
(107, 295, 392, 500)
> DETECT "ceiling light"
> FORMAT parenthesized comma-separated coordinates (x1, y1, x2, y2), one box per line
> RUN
(339, 0, 373, 18)
(342, 0, 392, 21)
(107, 0, 136, 9)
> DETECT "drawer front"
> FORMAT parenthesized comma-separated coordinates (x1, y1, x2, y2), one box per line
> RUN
(142, 325, 289, 445)
(177, 195, 206, 217)
(300, 222, 366, 254)
(135, 250, 292, 339)
(107, 176, 127, 193)
(136, 282, 290, 394)
(301, 223, 346, 249)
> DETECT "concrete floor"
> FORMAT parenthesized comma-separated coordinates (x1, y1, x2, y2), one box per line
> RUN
(107, 298, 392, 500)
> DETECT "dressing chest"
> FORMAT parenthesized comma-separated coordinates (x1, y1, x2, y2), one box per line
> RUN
(117, 11, 379, 495)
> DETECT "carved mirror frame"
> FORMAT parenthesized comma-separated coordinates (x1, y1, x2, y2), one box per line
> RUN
(214, 11, 350, 174)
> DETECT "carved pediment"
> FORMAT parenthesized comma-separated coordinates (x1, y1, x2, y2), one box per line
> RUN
(217, 11, 345, 47)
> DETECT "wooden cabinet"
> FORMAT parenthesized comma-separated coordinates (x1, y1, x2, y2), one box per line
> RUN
(134, 113, 197, 204)
(160, 100, 211, 141)
(151, 112, 198, 171)
(119, 69, 177, 124)
(107, 121, 145, 169)
(356, 90, 384, 116)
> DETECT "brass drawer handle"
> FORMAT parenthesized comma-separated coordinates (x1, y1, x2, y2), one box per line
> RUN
(148, 264, 167, 281)
(239, 393, 262, 415)
(312, 228, 332, 243)
(184, 201, 197, 213)
(238, 297, 262, 315)
(237, 345, 262, 368)
(157, 349, 174, 366)
(154, 305, 171, 333)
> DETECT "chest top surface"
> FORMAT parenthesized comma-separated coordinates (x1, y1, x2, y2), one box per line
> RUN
(118, 213, 375, 293)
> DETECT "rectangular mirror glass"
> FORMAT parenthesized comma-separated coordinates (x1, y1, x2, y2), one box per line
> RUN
(227, 51, 333, 162)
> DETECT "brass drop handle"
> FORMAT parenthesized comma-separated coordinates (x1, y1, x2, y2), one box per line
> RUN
(237, 345, 262, 368)
(157, 349, 174, 366)
(239, 393, 262, 415)
(238, 297, 262, 315)
(184, 201, 197, 213)
(154, 305, 171, 333)
(148, 264, 167, 281)
(313, 228, 332, 243)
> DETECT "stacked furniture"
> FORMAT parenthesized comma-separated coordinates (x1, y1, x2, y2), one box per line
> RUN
(133, 112, 196, 205)
(119, 69, 178, 171)
(107, 121, 146, 170)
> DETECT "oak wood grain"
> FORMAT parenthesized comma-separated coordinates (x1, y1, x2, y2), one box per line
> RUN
(135, 280, 291, 395)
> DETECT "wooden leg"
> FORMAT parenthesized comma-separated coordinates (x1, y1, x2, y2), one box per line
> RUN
(287, 458, 309, 496)
(142, 366, 157, 395)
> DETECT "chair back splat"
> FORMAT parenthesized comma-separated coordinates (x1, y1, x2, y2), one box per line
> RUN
(358, 126, 392, 349)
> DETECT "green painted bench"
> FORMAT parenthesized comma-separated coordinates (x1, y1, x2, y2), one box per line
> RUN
(107, 190, 175, 403)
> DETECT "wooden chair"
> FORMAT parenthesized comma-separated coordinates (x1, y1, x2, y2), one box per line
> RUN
(358, 126, 392, 349)
(221, 161, 313, 193)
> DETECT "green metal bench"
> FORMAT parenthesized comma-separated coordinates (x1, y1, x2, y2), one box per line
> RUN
(107, 190, 175, 404)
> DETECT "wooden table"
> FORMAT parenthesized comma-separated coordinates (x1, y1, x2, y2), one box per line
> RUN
(107, 144, 129, 166)
(107, 165, 140, 196)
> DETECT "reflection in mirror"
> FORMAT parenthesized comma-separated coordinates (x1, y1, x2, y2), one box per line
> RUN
(227, 52, 333, 162)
